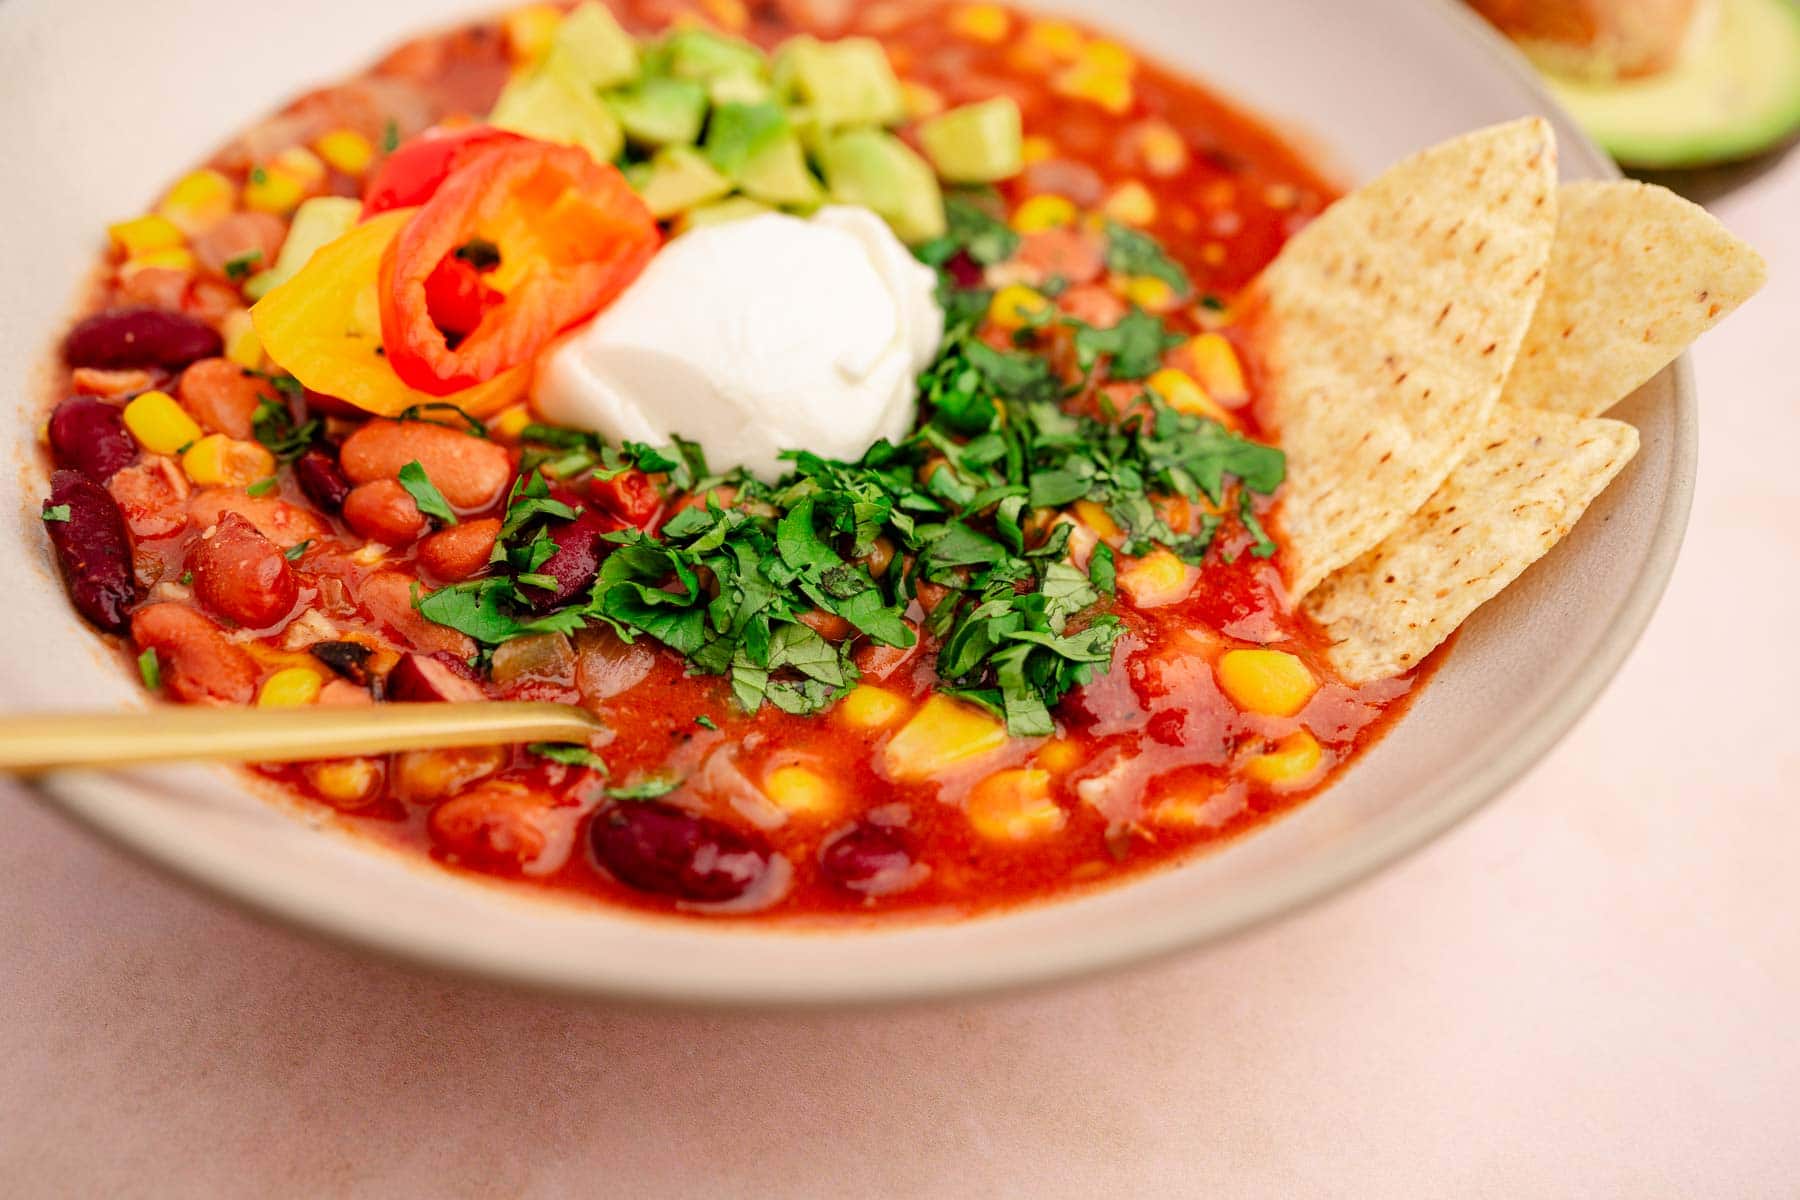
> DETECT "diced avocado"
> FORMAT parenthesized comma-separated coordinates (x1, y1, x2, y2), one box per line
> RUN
(609, 76, 709, 147)
(543, 2, 639, 90)
(1543, 0, 1800, 168)
(737, 131, 823, 207)
(632, 146, 735, 219)
(666, 28, 767, 83)
(705, 101, 790, 176)
(773, 36, 906, 129)
(243, 196, 361, 301)
(709, 73, 773, 107)
(918, 97, 1024, 184)
(491, 68, 625, 165)
(820, 129, 946, 243)
(677, 196, 774, 234)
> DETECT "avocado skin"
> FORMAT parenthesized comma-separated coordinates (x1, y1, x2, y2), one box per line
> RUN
(1544, 0, 1800, 169)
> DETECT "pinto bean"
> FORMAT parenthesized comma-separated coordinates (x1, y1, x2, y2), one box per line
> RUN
(130, 602, 257, 704)
(189, 512, 299, 629)
(177, 358, 275, 439)
(189, 212, 287, 279)
(64, 307, 222, 371)
(338, 419, 513, 510)
(48, 396, 137, 482)
(343, 480, 427, 546)
(417, 517, 500, 583)
(43, 470, 137, 632)
(107, 458, 191, 540)
(429, 781, 556, 872)
(189, 488, 327, 545)
(358, 571, 476, 659)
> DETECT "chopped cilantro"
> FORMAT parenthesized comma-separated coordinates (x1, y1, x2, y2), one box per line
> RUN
(1068, 309, 1186, 380)
(223, 249, 264, 282)
(246, 476, 279, 498)
(915, 195, 1021, 270)
(1103, 220, 1193, 296)
(397, 461, 458, 526)
(41, 504, 70, 523)
(251, 396, 320, 463)
(178, 571, 193, 586)
(396, 402, 487, 438)
(284, 540, 311, 562)
(529, 742, 608, 770)
(694, 715, 718, 730)
(137, 647, 160, 692)
(381, 119, 400, 154)
(606, 776, 681, 801)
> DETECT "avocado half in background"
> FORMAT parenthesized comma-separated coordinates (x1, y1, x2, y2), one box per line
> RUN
(1478, 0, 1800, 169)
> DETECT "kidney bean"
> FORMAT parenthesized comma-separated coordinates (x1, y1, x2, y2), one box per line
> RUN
(130, 603, 257, 704)
(945, 251, 984, 290)
(358, 571, 475, 659)
(70, 367, 156, 398)
(177, 358, 273, 440)
(338, 419, 513, 510)
(189, 512, 299, 629)
(43, 470, 137, 633)
(417, 517, 500, 583)
(64, 307, 222, 371)
(107, 459, 190, 540)
(189, 488, 327, 545)
(591, 802, 772, 903)
(820, 823, 921, 897)
(343, 479, 428, 546)
(386, 652, 486, 703)
(48, 396, 137, 482)
(429, 782, 554, 872)
(519, 511, 611, 611)
(293, 448, 352, 513)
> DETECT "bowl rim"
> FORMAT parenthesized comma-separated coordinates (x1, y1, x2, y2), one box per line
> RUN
(23, 0, 1695, 1008)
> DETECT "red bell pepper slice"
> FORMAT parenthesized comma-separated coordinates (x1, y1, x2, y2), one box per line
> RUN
(362, 125, 528, 217)
(378, 140, 659, 396)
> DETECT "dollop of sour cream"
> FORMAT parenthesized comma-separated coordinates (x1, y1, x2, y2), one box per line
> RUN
(535, 206, 944, 481)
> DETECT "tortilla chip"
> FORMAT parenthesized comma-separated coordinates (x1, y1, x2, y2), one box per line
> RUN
(1244, 118, 1560, 599)
(1504, 180, 1767, 417)
(1302, 406, 1639, 684)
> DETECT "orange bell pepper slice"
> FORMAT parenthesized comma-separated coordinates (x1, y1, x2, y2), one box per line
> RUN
(249, 209, 528, 418)
(378, 140, 659, 396)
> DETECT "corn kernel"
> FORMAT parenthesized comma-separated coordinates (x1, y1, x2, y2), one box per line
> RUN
(1025, 19, 1085, 59)
(1036, 739, 1083, 773)
(257, 667, 324, 708)
(1103, 181, 1157, 227)
(157, 168, 236, 236)
(314, 128, 375, 177)
(123, 390, 203, 455)
(222, 310, 264, 370)
(1119, 274, 1178, 312)
(306, 757, 385, 807)
(883, 695, 1008, 781)
(1137, 121, 1189, 177)
(1246, 730, 1324, 787)
(108, 214, 184, 259)
(1072, 499, 1121, 541)
(1117, 547, 1195, 609)
(489, 405, 535, 441)
(1021, 136, 1056, 165)
(1011, 194, 1078, 234)
(504, 3, 563, 63)
(1149, 368, 1236, 427)
(243, 166, 307, 215)
(1080, 40, 1136, 74)
(988, 284, 1050, 332)
(764, 764, 838, 818)
(967, 769, 1064, 841)
(701, 0, 750, 32)
(901, 80, 946, 120)
(121, 247, 197, 276)
(1154, 785, 1231, 828)
(839, 684, 910, 731)
(183, 434, 276, 487)
(272, 146, 327, 188)
(1184, 332, 1248, 405)
(1052, 63, 1134, 115)
(1217, 649, 1318, 717)
(951, 4, 1011, 43)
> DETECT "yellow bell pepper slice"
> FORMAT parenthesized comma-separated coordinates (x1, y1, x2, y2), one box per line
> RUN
(249, 209, 527, 418)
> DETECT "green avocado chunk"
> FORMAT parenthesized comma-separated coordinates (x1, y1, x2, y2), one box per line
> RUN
(774, 36, 906, 129)
(705, 101, 790, 176)
(490, 67, 624, 165)
(666, 28, 767, 83)
(820, 129, 946, 243)
(542, 2, 639, 90)
(609, 76, 709, 147)
(918, 97, 1024, 183)
(631, 146, 735, 219)
(1545, 0, 1800, 168)
(678, 196, 774, 234)
(737, 131, 824, 207)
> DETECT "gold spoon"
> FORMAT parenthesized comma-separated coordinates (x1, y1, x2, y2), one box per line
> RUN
(0, 702, 603, 776)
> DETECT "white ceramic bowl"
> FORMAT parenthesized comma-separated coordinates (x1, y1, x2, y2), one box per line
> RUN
(0, 0, 1691, 1005)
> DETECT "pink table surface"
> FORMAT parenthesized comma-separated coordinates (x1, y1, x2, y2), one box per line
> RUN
(4, 154, 1796, 1199)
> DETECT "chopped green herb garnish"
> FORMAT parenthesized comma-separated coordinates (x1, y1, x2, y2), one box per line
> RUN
(397, 461, 458, 526)
(179, 571, 193, 586)
(381, 119, 400, 153)
(605, 776, 682, 801)
(1103, 220, 1193, 296)
(694, 715, 719, 730)
(396, 402, 487, 438)
(251, 395, 320, 463)
(529, 742, 608, 770)
(223, 249, 264, 282)
(1068, 308, 1186, 380)
(284, 540, 312, 562)
(246, 476, 279, 498)
(137, 647, 160, 692)
(41, 504, 70, 523)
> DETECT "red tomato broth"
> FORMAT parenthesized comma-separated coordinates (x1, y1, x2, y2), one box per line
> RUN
(42, 0, 1443, 923)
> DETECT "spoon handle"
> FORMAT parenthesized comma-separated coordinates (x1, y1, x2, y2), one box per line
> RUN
(0, 702, 601, 775)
